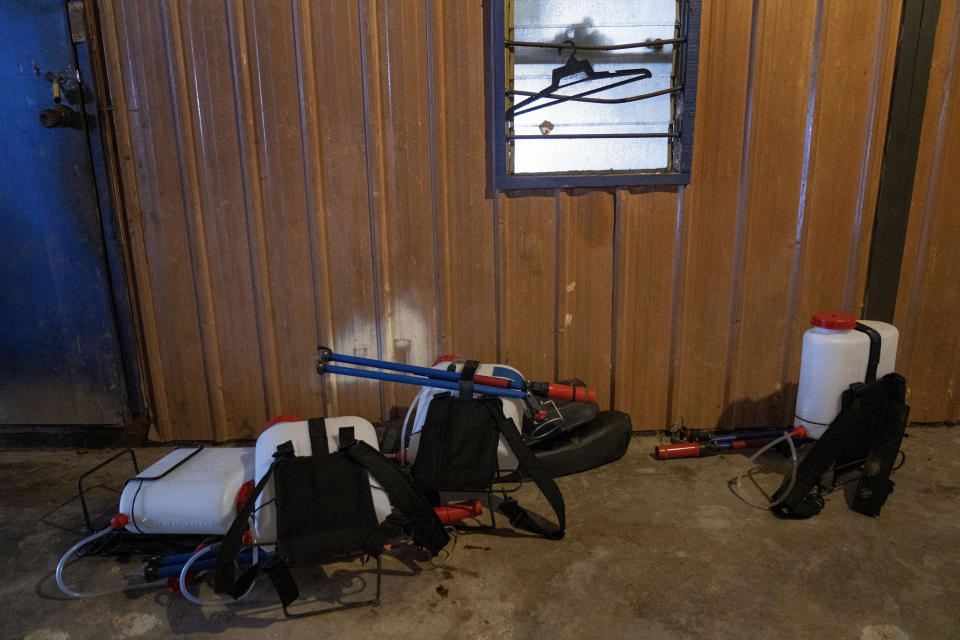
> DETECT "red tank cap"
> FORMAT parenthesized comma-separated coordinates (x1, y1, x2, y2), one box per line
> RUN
(263, 415, 302, 431)
(810, 311, 856, 330)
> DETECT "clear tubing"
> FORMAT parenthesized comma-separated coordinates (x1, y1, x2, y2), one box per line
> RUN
(399, 391, 421, 468)
(733, 432, 799, 509)
(178, 543, 260, 606)
(56, 527, 164, 598)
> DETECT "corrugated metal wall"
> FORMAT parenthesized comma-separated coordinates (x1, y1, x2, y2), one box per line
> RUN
(895, 0, 960, 423)
(99, 0, 909, 441)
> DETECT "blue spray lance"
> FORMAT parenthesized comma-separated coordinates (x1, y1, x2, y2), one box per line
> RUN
(315, 348, 596, 404)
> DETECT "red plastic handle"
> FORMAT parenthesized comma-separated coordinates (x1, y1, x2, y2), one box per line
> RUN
(433, 500, 483, 523)
(654, 442, 701, 459)
(547, 382, 596, 403)
(471, 374, 511, 389)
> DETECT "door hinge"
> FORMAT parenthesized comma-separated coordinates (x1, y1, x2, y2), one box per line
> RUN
(68, 1, 88, 44)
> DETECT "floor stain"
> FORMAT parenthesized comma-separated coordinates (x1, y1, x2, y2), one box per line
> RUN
(112, 613, 161, 637)
(24, 631, 69, 640)
(861, 624, 910, 640)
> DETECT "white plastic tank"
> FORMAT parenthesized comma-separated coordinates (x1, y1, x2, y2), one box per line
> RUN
(252, 416, 390, 543)
(402, 360, 525, 477)
(118, 447, 255, 535)
(794, 311, 899, 439)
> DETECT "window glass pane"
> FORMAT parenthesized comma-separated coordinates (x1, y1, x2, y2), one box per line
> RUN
(509, 0, 678, 174)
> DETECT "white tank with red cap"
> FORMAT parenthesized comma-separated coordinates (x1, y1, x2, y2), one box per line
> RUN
(118, 447, 255, 535)
(794, 311, 899, 438)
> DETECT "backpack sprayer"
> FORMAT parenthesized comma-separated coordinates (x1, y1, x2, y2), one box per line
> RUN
(55, 349, 603, 615)
(315, 348, 617, 479)
(654, 311, 909, 517)
(56, 416, 463, 612)
(314, 349, 607, 541)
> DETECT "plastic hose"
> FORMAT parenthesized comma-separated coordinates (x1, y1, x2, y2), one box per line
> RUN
(402, 384, 440, 467)
(429, 525, 459, 568)
(178, 543, 262, 606)
(733, 432, 799, 509)
(56, 516, 165, 598)
(399, 390, 422, 467)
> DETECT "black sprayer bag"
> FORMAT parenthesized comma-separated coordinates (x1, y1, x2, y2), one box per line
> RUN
(771, 373, 908, 519)
(273, 454, 380, 564)
(412, 393, 501, 492)
(528, 410, 633, 477)
(411, 393, 566, 539)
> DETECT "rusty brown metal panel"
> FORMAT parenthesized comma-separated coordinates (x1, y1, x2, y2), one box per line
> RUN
(222, 0, 281, 426)
(844, 2, 905, 314)
(360, 0, 440, 417)
(97, 0, 161, 433)
(429, 0, 498, 364)
(557, 189, 616, 409)
(780, 0, 901, 424)
(99, 0, 936, 439)
(159, 1, 231, 439)
(237, 0, 325, 422)
(673, 0, 755, 429)
(100, 2, 214, 440)
(613, 188, 681, 428)
(724, 0, 820, 430)
(895, 0, 960, 422)
(498, 191, 557, 383)
(168, 1, 267, 440)
(294, 0, 381, 418)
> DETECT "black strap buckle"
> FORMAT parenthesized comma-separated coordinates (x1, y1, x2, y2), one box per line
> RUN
(274, 440, 296, 459)
(338, 426, 357, 451)
(459, 360, 480, 398)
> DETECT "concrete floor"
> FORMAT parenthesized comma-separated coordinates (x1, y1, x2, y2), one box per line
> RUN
(1, 428, 958, 640)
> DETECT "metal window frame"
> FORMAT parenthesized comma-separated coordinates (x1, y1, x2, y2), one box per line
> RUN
(490, 0, 701, 189)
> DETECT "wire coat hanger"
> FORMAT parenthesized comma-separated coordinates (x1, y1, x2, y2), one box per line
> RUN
(506, 41, 652, 119)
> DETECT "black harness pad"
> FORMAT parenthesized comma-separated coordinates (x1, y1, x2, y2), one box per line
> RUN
(274, 452, 379, 563)
(772, 373, 908, 519)
(412, 394, 501, 492)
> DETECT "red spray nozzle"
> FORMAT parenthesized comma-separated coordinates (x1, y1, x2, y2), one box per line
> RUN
(659, 426, 809, 459)
(654, 442, 704, 460)
(527, 381, 597, 403)
(433, 500, 483, 523)
(548, 383, 596, 403)
(109, 513, 129, 530)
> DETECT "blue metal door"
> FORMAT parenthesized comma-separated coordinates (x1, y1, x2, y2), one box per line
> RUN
(0, 1, 131, 424)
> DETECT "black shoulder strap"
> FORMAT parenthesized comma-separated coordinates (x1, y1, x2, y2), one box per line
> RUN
(339, 430, 450, 556)
(214, 451, 284, 598)
(488, 404, 565, 540)
(851, 374, 909, 516)
(854, 323, 882, 383)
(771, 375, 903, 519)
(770, 403, 862, 519)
